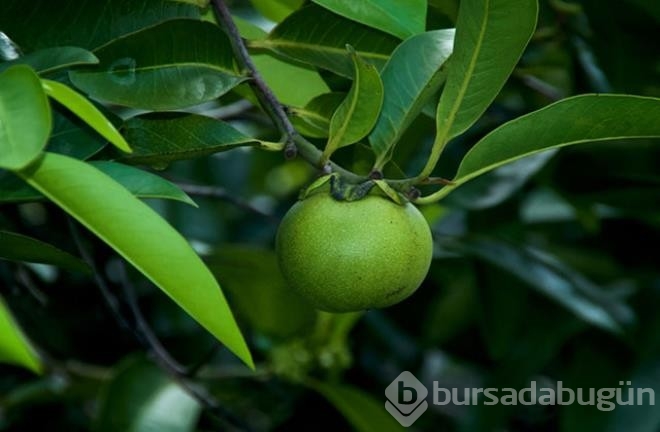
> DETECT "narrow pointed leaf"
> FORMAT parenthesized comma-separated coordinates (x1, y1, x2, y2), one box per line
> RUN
(312, 0, 426, 39)
(260, 4, 400, 77)
(120, 113, 266, 167)
(325, 49, 383, 155)
(435, 0, 537, 146)
(0, 65, 51, 170)
(0, 231, 89, 273)
(437, 95, 660, 200)
(0, 297, 42, 374)
(17, 152, 253, 368)
(1, 162, 196, 206)
(69, 20, 245, 110)
(0, 46, 98, 74)
(370, 29, 454, 165)
(42, 79, 131, 153)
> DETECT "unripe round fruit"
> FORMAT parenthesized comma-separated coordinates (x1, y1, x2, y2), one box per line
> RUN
(276, 192, 433, 312)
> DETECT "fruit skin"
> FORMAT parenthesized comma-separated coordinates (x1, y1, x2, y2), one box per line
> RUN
(276, 192, 433, 312)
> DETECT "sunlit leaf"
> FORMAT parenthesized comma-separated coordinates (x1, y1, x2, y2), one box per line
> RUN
(312, 0, 426, 39)
(17, 152, 254, 368)
(42, 79, 131, 153)
(0, 296, 42, 374)
(69, 20, 245, 110)
(0, 65, 51, 170)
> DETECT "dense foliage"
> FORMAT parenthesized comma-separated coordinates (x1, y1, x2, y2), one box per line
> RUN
(0, 0, 659, 430)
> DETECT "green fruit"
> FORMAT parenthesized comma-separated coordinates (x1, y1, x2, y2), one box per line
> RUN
(276, 192, 433, 312)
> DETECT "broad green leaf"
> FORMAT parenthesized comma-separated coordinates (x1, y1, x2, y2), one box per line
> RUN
(0, 46, 98, 74)
(249, 0, 305, 22)
(430, 0, 537, 164)
(17, 152, 253, 368)
(290, 92, 346, 138)
(324, 49, 384, 157)
(120, 113, 266, 168)
(0, 162, 196, 205)
(0, 296, 42, 374)
(312, 0, 426, 39)
(206, 246, 316, 339)
(42, 79, 131, 153)
(47, 108, 114, 160)
(95, 356, 201, 432)
(436, 95, 660, 200)
(453, 237, 633, 333)
(310, 380, 404, 432)
(0, 65, 51, 170)
(258, 4, 400, 77)
(69, 20, 245, 110)
(369, 29, 454, 166)
(0, 231, 89, 273)
(1, 0, 200, 52)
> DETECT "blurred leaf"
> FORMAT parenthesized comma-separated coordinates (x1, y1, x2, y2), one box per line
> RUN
(95, 356, 201, 432)
(311, 0, 426, 39)
(69, 20, 245, 110)
(325, 48, 383, 156)
(310, 380, 404, 432)
(438, 95, 660, 200)
(453, 237, 634, 333)
(0, 46, 98, 74)
(249, 0, 305, 22)
(0, 65, 51, 170)
(259, 4, 400, 77)
(0, 0, 200, 52)
(370, 29, 454, 166)
(445, 150, 557, 209)
(0, 296, 42, 374)
(46, 108, 113, 160)
(206, 245, 316, 339)
(17, 152, 254, 368)
(290, 92, 345, 138)
(42, 79, 131, 153)
(434, 0, 537, 148)
(120, 113, 265, 168)
(0, 231, 89, 273)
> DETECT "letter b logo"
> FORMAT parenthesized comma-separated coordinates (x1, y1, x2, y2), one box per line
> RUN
(385, 371, 428, 427)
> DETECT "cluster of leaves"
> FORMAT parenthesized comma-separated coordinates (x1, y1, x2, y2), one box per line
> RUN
(1, 0, 660, 430)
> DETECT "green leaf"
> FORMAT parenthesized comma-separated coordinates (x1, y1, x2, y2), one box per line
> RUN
(0, 231, 89, 273)
(290, 92, 346, 138)
(0, 65, 52, 170)
(120, 113, 266, 168)
(1, 0, 200, 52)
(42, 79, 131, 153)
(369, 29, 454, 166)
(437, 95, 660, 200)
(47, 108, 113, 160)
(324, 48, 384, 157)
(433, 0, 537, 152)
(453, 237, 634, 333)
(69, 20, 245, 110)
(312, 0, 426, 39)
(0, 46, 98, 74)
(16, 152, 253, 368)
(259, 4, 400, 77)
(206, 246, 316, 339)
(249, 0, 305, 22)
(95, 356, 201, 432)
(1, 162, 196, 205)
(310, 380, 404, 432)
(0, 296, 42, 374)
